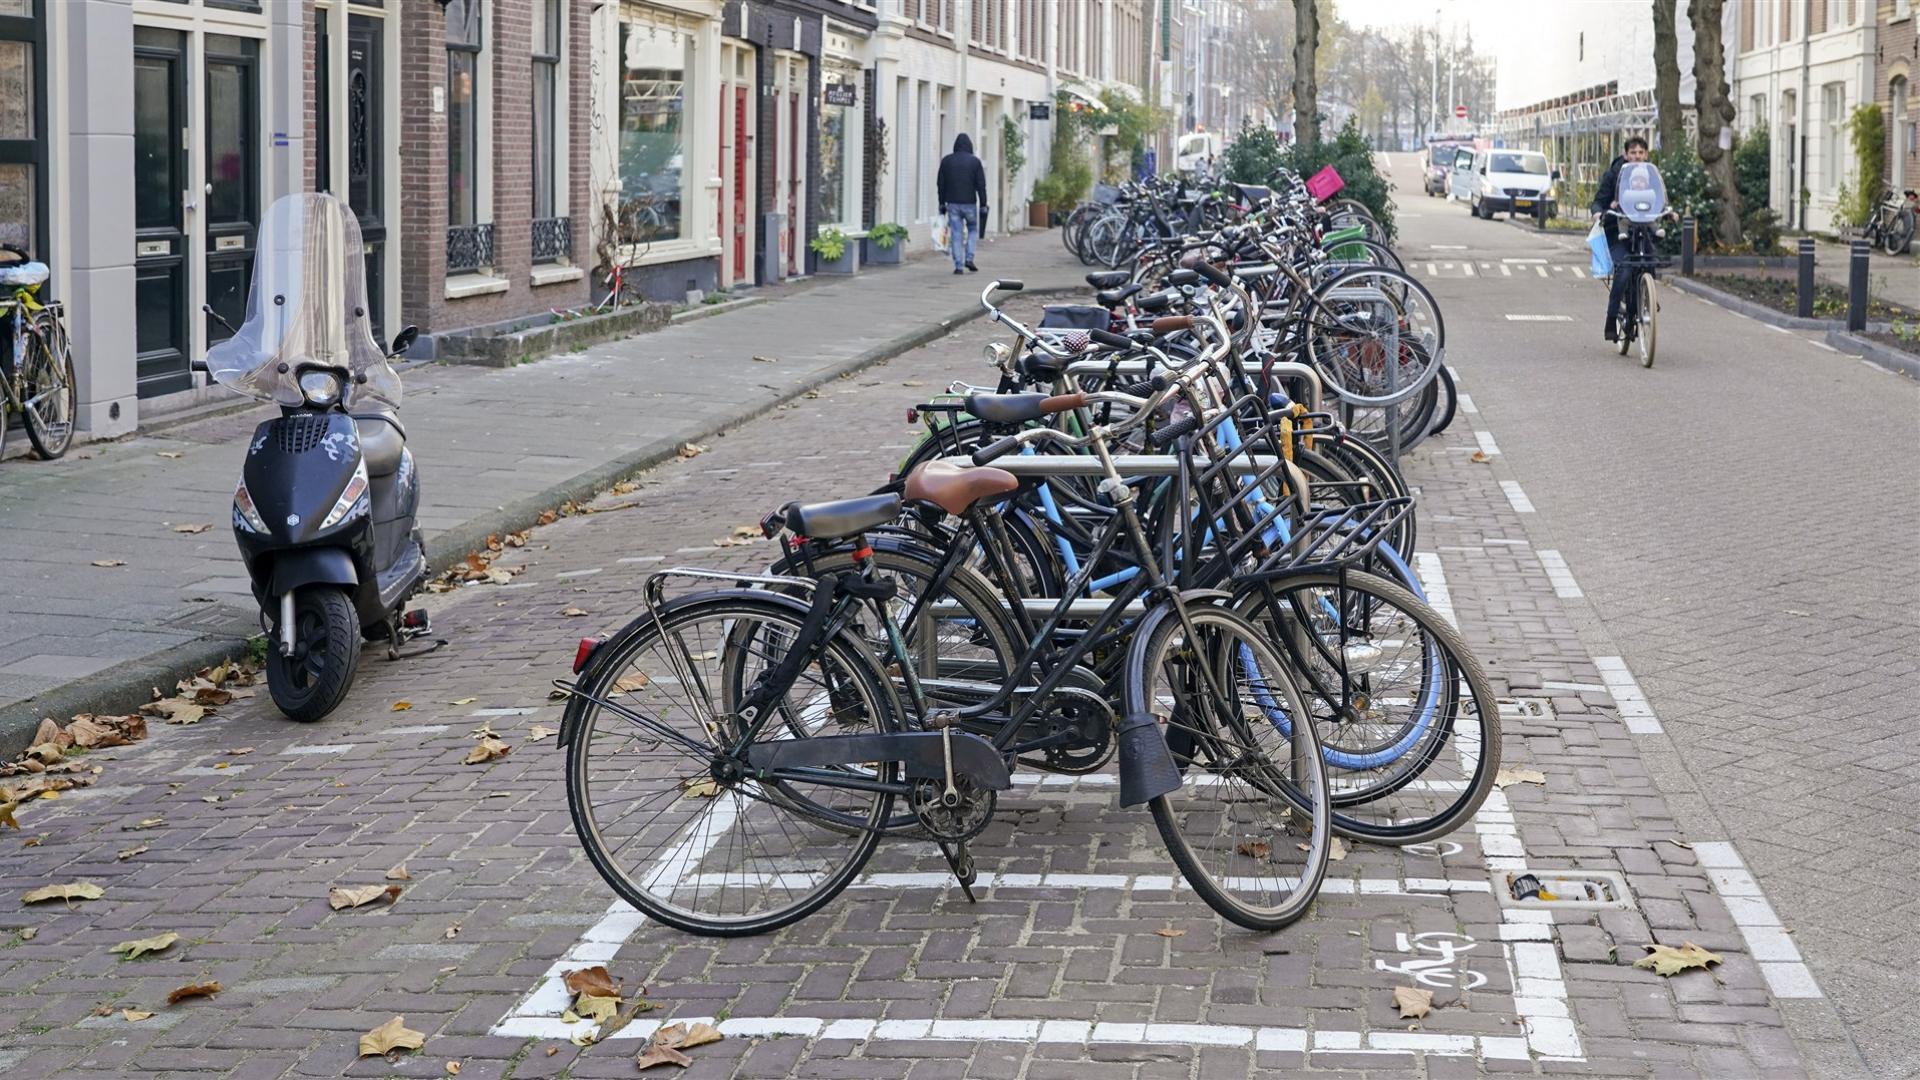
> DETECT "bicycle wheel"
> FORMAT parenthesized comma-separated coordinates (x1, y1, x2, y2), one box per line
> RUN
(1233, 570, 1499, 845)
(1307, 268, 1445, 408)
(564, 592, 897, 936)
(21, 315, 75, 459)
(1129, 603, 1332, 931)
(1427, 363, 1458, 436)
(1637, 275, 1657, 368)
(1886, 208, 1915, 255)
(1616, 272, 1635, 356)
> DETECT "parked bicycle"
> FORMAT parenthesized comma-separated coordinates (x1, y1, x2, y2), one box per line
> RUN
(0, 243, 77, 461)
(1861, 183, 1917, 256)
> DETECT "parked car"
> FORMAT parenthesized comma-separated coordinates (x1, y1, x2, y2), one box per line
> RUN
(1423, 141, 1469, 197)
(1463, 149, 1559, 222)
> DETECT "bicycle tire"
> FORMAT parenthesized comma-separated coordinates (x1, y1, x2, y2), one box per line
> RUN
(1638, 275, 1657, 368)
(1232, 570, 1500, 844)
(21, 313, 75, 459)
(1129, 603, 1332, 931)
(1616, 272, 1634, 356)
(1886, 208, 1914, 256)
(564, 591, 897, 936)
(1427, 363, 1458, 436)
(1307, 267, 1445, 408)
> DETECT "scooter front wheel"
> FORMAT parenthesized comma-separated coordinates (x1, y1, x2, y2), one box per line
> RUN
(266, 585, 362, 722)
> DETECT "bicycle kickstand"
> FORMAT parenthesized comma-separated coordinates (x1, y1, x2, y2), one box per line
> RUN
(936, 839, 979, 903)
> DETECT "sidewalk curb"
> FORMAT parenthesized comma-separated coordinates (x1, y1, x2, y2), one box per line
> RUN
(1826, 328, 1920, 380)
(1666, 276, 1891, 332)
(0, 286, 1075, 756)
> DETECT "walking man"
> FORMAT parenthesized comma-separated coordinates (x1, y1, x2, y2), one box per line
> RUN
(937, 134, 988, 275)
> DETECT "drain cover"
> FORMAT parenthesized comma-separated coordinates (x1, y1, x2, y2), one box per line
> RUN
(1494, 868, 1635, 910)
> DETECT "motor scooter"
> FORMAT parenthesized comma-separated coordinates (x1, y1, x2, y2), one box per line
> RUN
(194, 192, 432, 721)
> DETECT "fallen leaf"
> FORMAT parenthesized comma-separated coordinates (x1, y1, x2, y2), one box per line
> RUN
(111, 931, 179, 960)
(1235, 839, 1272, 860)
(751, 354, 778, 363)
(563, 965, 621, 999)
(675, 442, 708, 459)
(1330, 837, 1349, 861)
(447, 697, 477, 706)
(676, 1022, 722, 1049)
(1155, 926, 1185, 938)
(91, 1005, 114, 1016)
(527, 725, 558, 742)
(611, 479, 640, 495)
(122, 1009, 155, 1022)
(681, 777, 720, 799)
(131, 817, 165, 829)
(171, 523, 214, 534)
(194, 685, 234, 707)
(91, 559, 127, 567)
(140, 699, 205, 726)
(24, 741, 63, 765)
(385, 865, 411, 881)
(1393, 985, 1433, 1019)
(546, 1046, 558, 1056)
(635, 1041, 691, 1069)
(1469, 450, 1490, 463)
(156, 450, 183, 459)
(391, 701, 413, 712)
(572, 993, 619, 1023)
(117, 844, 149, 861)
(561, 607, 589, 618)
(225, 747, 254, 757)
(67, 714, 144, 748)
(166, 980, 222, 1004)
(328, 884, 403, 910)
(1634, 942, 1722, 977)
(536, 509, 559, 526)
(613, 673, 650, 693)
(464, 738, 511, 765)
(22, 881, 104, 904)
(358, 1015, 427, 1057)
(1493, 767, 1547, 788)
(0, 801, 17, 829)
(16, 926, 37, 940)
(444, 924, 461, 940)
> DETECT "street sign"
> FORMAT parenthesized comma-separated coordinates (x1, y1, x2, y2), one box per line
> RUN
(1029, 102, 1051, 121)
(1454, 105, 1468, 119)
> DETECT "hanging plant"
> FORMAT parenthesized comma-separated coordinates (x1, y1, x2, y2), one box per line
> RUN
(1001, 114, 1027, 180)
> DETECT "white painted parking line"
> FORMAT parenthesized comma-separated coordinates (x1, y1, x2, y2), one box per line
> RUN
(1501, 258, 1548, 263)
(1499, 480, 1536, 514)
(1461, 262, 1476, 276)
(385, 724, 451, 737)
(1475, 431, 1501, 457)
(554, 567, 602, 579)
(1765, 324, 1791, 335)
(1592, 657, 1664, 734)
(1458, 393, 1478, 414)
(1499, 264, 1512, 277)
(1429, 244, 1467, 250)
(470, 707, 540, 717)
(1540, 681, 1608, 694)
(1503, 314, 1574, 321)
(1536, 550, 1584, 598)
(1693, 842, 1824, 999)
(280, 743, 355, 755)
(617, 555, 665, 564)
(1534, 266, 1549, 278)
(1425, 261, 1438, 276)
(1808, 340, 1837, 352)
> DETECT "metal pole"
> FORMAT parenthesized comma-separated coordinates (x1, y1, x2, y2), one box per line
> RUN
(1847, 240, 1869, 332)
(1680, 217, 1695, 276)
(1796, 237, 1815, 319)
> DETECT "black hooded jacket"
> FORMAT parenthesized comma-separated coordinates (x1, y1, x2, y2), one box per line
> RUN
(1593, 154, 1627, 241)
(937, 134, 989, 213)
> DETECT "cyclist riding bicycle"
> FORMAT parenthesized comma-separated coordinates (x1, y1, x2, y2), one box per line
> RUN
(1592, 136, 1649, 343)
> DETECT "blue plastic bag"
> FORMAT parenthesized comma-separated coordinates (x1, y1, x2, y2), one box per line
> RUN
(1587, 223, 1613, 278)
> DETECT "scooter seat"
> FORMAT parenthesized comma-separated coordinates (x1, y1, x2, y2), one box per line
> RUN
(354, 413, 405, 478)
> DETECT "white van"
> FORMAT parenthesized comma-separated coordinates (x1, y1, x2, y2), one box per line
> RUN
(1176, 131, 1220, 177)
(1464, 149, 1559, 221)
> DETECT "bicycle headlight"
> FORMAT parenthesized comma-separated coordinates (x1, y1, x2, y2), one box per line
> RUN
(233, 479, 269, 534)
(319, 458, 370, 530)
(983, 342, 1012, 372)
(298, 370, 343, 408)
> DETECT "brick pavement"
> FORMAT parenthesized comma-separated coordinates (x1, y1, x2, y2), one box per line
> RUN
(0, 276, 1836, 1076)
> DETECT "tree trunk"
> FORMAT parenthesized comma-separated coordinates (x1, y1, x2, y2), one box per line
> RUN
(1688, 0, 1743, 246)
(1652, 0, 1684, 153)
(1293, 0, 1319, 147)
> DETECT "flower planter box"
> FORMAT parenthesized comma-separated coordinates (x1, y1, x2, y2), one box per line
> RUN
(814, 247, 857, 275)
(1028, 201, 1051, 228)
(862, 238, 905, 265)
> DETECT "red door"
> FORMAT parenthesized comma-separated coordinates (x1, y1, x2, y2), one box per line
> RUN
(733, 87, 749, 282)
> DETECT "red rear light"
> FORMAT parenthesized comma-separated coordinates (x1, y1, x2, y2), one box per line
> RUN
(906, 408, 919, 423)
(572, 636, 605, 674)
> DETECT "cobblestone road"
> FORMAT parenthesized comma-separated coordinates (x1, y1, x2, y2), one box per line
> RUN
(0, 277, 1842, 1076)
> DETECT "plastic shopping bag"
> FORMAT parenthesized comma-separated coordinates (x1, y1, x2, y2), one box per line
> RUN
(932, 218, 952, 254)
(1587, 223, 1613, 278)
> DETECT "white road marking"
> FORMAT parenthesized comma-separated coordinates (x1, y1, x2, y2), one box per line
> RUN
(554, 568, 602, 579)
(1535, 550, 1584, 598)
(1592, 657, 1663, 734)
(385, 724, 451, 736)
(1692, 842, 1824, 999)
(617, 556, 665, 564)
(1425, 262, 1438, 276)
(1501, 258, 1548, 263)
(1499, 264, 1512, 277)
(281, 743, 355, 755)
(1540, 681, 1609, 693)
(1500, 480, 1536, 514)
(1808, 340, 1837, 352)
(1765, 324, 1791, 335)
(1503, 314, 1574, 322)
(1458, 393, 1479, 414)
(1461, 262, 1476, 277)
(1535, 266, 1549, 278)
(1429, 244, 1467, 250)
(1475, 430, 1501, 456)
(470, 707, 540, 717)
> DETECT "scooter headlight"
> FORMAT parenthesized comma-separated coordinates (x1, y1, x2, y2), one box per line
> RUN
(233, 479, 269, 534)
(298, 370, 343, 408)
(319, 458, 370, 530)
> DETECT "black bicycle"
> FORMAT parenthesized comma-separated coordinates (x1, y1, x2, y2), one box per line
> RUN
(1606, 211, 1670, 368)
(0, 243, 76, 460)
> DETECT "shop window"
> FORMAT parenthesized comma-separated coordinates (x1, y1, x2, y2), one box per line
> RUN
(532, 0, 561, 221)
(0, 0, 38, 255)
(617, 14, 689, 244)
(819, 66, 861, 230)
(446, 0, 491, 274)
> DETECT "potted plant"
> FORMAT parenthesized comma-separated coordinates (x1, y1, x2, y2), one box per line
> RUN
(862, 222, 909, 266)
(1029, 174, 1059, 228)
(809, 227, 855, 275)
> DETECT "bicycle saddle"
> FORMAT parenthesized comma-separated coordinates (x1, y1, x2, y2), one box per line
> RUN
(1085, 270, 1129, 289)
(1095, 283, 1142, 307)
(783, 493, 902, 542)
(965, 392, 1082, 425)
(903, 460, 1019, 516)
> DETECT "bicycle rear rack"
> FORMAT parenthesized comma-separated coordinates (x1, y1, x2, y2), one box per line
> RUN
(1233, 497, 1416, 580)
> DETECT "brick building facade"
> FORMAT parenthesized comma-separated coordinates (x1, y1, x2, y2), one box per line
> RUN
(1875, 0, 1917, 194)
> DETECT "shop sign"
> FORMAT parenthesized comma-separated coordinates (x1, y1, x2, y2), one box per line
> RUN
(1029, 102, 1051, 120)
(824, 83, 857, 107)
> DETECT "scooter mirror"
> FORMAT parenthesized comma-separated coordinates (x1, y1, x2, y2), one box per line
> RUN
(389, 325, 419, 357)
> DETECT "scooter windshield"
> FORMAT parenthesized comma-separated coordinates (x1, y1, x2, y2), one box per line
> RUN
(204, 193, 401, 411)
(1618, 163, 1668, 223)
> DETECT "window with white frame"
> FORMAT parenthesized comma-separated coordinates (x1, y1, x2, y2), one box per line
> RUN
(445, 0, 491, 274)
(818, 60, 863, 231)
(1821, 82, 1845, 194)
(618, 7, 692, 244)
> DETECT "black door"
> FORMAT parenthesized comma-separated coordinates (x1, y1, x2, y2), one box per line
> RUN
(134, 27, 188, 397)
(348, 15, 385, 341)
(203, 35, 257, 354)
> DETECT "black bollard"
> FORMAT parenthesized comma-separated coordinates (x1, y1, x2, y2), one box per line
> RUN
(1848, 240, 1869, 332)
(1796, 238, 1816, 319)
(1680, 217, 1695, 276)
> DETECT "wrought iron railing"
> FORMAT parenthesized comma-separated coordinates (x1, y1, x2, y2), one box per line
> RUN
(532, 216, 573, 264)
(446, 223, 495, 275)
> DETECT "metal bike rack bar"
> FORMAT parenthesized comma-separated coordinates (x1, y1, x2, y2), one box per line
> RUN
(1064, 359, 1324, 412)
(939, 454, 1289, 477)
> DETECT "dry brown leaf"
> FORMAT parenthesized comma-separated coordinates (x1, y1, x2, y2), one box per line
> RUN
(131, 817, 164, 829)
(1634, 942, 1721, 977)
(156, 450, 183, 459)
(527, 725, 558, 743)
(505, 530, 531, 547)
(635, 1042, 691, 1070)
(15, 926, 37, 940)
(140, 699, 206, 726)
(24, 742, 63, 765)
(444, 924, 461, 940)
(560, 607, 589, 618)
(1493, 767, 1547, 788)
(32, 717, 66, 748)
(358, 1015, 426, 1057)
(122, 1009, 155, 1022)
(751, 354, 778, 363)
(391, 701, 413, 712)
(166, 980, 222, 1004)
(1155, 926, 1185, 938)
(1393, 985, 1433, 1019)
(445, 1062, 462, 1076)
(111, 931, 179, 960)
(675, 442, 708, 459)
(117, 844, 149, 861)
(464, 738, 511, 765)
(1234, 840, 1272, 860)
(91, 559, 127, 567)
(677, 1022, 722, 1049)
(572, 993, 619, 1023)
(680, 777, 720, 799)
(562, 965, 621, 999)
(193, 687, 233, 707)
(1330, 837, 1349, 862)
(611, 479, 640, 495)
(67, 714, 144, 748)
(22, 881, 104, 904)
(0, 803, 19, 830)
(171, 523, 214, 534)
(385, 865, 411, 881)
(613, 673, 650, 693)
(328, 883, 403, 910)
(225, 747, 254, 757)
(1469, 450, 1491, 463)
(536, 509, 558, 526)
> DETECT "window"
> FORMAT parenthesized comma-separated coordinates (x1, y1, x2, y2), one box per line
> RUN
(532, 0, 560, 222)
(1893, 77, 1911, 191)
(0, 0, 38, 254)
(618, 12, 689, 244)
(446, 0, 483, 230)
(1822, 82, 1845, 193)
(819, 65, 860, 229)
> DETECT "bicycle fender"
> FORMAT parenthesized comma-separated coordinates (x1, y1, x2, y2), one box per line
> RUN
(1117, 589, 1234, 808)
(745, 731, 1011, 791)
